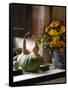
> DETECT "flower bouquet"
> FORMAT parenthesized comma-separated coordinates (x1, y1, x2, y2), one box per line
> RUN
(38, 21, 66, 68)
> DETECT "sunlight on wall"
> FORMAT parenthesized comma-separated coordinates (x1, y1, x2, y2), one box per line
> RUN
(14, 37, 43, 56)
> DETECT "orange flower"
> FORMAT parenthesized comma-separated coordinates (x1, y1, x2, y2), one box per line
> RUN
(38, 21, 66, 49)
(59, 26, 65, 34)
(52, 36, 60, 41)
(50, 40, 59, 47)
(59, 41, 65, 47)
(59, 48, 65, 53)
(45, 27, 50, 33)
(50, 39, 60, 47)
(50, 21, 60, 27)
(50, 41, 54, 47)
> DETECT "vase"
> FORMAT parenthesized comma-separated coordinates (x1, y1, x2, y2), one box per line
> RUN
(43, 47, 52, 63)
(52, 50, 65, 69)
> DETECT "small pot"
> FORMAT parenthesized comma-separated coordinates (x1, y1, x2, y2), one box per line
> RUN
(52, 50, 65, 69)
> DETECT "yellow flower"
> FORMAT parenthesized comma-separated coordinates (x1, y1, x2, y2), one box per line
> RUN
(50, 40, 65, 47)
(50, 21, 60, 27)
(52, 36, 60, 41)
(50, 41, 54, 47)
(48, 29, 59, 36)
(59, 25, 65, 34)
(38, 21, 66, 48)
(54, 40, 60, 47)
(45, 27, 50, 33)
(50, 40, 60, 47)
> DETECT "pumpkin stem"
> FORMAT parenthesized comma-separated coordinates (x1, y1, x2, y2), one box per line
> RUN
(32, 42, 39, 55)
(24, 32, 30, 39)
(22, 39, 26, 53)
(22, 32, 30, 54)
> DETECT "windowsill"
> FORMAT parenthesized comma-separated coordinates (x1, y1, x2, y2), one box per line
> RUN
(13, 62, 66, 87)
(13, 68, 65, 82)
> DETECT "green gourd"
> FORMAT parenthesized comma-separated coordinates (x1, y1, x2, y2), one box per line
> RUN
(13, 32, 30, 71)
(13, 61, 20, 70)
(19, 42, 40, 72)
